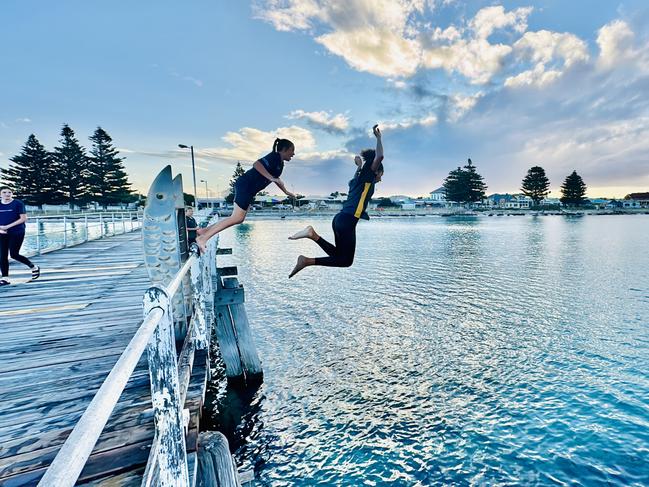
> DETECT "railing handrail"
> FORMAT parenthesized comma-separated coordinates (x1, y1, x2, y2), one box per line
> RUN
(38, 217, 218, 487)
(27, 210, 143, 219)
(37, 308, 165, 486)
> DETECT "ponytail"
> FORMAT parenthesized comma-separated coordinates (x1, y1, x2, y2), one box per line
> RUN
(273, 138, 294, 153)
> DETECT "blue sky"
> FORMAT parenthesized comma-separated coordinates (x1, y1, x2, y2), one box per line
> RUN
(1, 1, 648, 199)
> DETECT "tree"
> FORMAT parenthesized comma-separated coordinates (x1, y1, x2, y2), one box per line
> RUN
(521, 166, 550, 205)
(376, 197, 397, 207)
(560, 170, 587, 206)
(226, 161, 246, 204)
(1, 134, 60, 208)
(52, 124, 89, 209)
(443, 158, 487, 205)
(87, 127, 134, 208)
(464, 158, 487, 204)
(183, 192, 195, 207)
(443, 166, 466, 203)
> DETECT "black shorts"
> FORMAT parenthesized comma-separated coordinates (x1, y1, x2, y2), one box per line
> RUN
(233, 180, 256, 211)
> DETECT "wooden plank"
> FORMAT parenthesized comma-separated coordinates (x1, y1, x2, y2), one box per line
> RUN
(213, 306, 243, 379)
(222, 278, 262, 381)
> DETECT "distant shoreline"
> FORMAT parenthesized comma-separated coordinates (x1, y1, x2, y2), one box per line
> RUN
(221, 208, 649, 219)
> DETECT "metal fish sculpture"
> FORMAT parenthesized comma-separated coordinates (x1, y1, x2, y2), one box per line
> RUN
(143, 166, 189, 335)
(172, 174, 193, 327)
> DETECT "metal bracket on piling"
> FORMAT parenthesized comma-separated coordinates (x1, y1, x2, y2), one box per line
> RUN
(214, 287, 245, 305)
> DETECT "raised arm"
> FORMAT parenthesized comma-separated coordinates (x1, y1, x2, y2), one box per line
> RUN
(371, 124, 384, 171)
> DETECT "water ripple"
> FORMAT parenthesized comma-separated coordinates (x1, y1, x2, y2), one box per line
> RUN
(206, 216, 649, 486)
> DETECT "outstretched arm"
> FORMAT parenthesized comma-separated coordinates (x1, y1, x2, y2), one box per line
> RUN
(274, 179, 296, 198)
(253, 159, 295, 198)
(371, 124, 384, 171)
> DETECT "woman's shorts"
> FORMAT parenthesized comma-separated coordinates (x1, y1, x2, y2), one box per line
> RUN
(233, 180, 256, 211)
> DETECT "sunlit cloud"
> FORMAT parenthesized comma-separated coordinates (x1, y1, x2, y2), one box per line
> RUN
(287, 109, 350, 134)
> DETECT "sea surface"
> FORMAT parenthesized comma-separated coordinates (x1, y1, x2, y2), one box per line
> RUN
(207, 215, 649, 486)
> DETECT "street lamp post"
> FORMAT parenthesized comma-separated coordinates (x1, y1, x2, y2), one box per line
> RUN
(200, 179, 209, 199)
(178, 144, 197, 206)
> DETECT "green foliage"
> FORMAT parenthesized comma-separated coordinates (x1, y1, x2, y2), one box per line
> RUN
(226, 161, 247, 203)
(560, 170, 587, 206)
(183, 192, 195, 206)
(443, 158, 487, 205)
(52, 124, 89, 208)
(376, 197, 398, 207)
(1, 134, 60, 208)
(521, 166, 550, 205)
(87, 127, 134, 208)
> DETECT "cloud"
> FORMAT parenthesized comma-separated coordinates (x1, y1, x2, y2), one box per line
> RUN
(381, 114, 438, 131)
(15, 118, 32, 123)
(505, 30, 589, 87)
(470, 5, 532, 40)
(254, 1, 546, 85)
(597, 20, 636, 69)
(422, 38, 513, 85)
(286, 109, 350, 133)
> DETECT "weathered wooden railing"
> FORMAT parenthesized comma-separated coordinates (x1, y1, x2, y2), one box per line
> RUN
(37, 231, 218, 487)
(24, 211, 143, 256)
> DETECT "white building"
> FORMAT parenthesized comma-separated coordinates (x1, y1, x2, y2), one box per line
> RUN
(429, 187, 446, 203)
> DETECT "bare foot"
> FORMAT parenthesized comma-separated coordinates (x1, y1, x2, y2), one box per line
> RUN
(289, 255, 309, 278)
(196, 235, 208, 254)
(288, 226, 315, 240)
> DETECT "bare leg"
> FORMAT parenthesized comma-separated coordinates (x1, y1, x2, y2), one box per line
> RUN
(288, 225, 319, 240)
(289, 255, 315, 278)
(196, 204, 247, 252)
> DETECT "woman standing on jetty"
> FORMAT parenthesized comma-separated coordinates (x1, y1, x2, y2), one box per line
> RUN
(288, 124, 384, 278)
(196, 138, 297, 252)
(0, 186, 40, 286)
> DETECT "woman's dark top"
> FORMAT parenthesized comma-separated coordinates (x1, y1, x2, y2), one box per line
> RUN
(341, 162, 376, 220)
(0, 199, 27, 234)
(234, 152, 284, 210)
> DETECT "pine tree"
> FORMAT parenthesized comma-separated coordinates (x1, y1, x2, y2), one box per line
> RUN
(443, 166, 467, 203)
(52, 124, 89, 209)
(464, 158, 487, 204)
(1, 134, 60, 208)
(560, 170, 587, 206)
(226, 161, 247, 204)
(87, 127, 133, 208)
(443, 158, 487, 205)
(521, 166, 550, 205)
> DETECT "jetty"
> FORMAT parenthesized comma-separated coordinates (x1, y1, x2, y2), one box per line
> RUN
(0, 166, 261, 486)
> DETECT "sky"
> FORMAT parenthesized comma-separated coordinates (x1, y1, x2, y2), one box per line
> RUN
(1, 0, 648, 199)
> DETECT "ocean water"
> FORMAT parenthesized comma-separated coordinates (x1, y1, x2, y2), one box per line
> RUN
(208, 215, 649, 486)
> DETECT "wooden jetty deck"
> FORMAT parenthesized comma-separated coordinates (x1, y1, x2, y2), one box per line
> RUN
(0, 231, 208, 486)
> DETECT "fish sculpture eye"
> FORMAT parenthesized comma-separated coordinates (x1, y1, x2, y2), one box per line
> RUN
(156, 193, 164, 200)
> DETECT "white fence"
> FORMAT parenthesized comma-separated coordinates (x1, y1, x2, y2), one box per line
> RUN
(22, 211, 143, 256)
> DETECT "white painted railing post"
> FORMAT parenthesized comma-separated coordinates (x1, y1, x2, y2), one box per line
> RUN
(35, 218, 41, 255)
(99, 213, 104, 238)
(63, 216, 68, 248)
(111, 213, 116, 235)
(189, 246, 208, 349)
(122, 212, 126, 234)
(84, 215, 89, 242)
(142, 287, 190, 487)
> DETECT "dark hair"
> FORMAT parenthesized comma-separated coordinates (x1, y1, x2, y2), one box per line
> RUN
(360, 149, 384, 173)
(0, 186, 12, 192)
(273, 138, 294, 153)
